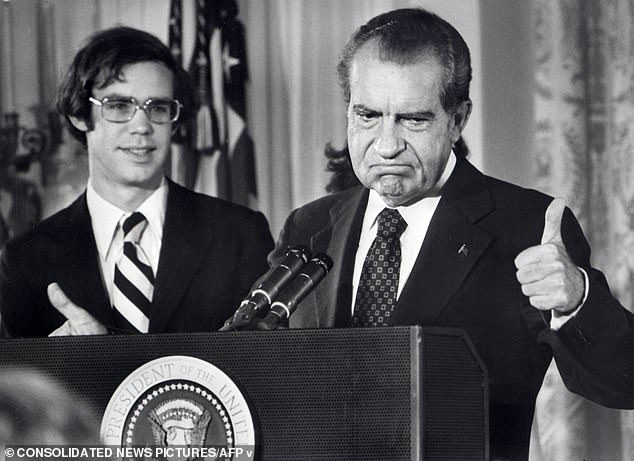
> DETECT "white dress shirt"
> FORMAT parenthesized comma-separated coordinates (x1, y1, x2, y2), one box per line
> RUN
(86, 178, 167, 304)
(351, 153, 456, 312)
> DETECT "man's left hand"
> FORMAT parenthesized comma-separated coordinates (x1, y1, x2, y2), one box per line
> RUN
(514, 198, 585, 314)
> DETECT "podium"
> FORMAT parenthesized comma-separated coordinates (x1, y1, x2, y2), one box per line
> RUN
(0, 326, 488, 460)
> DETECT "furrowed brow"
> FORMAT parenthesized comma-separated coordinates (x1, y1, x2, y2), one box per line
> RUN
(396, 110, 435, 120)
(352, 104, 381, 115)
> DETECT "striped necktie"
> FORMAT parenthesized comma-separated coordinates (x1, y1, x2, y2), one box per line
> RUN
(352, 208, 407, 327)
(112, 212, 154, 333)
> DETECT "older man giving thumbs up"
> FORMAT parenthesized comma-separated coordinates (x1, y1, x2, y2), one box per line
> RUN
(267, 9, 634, 460)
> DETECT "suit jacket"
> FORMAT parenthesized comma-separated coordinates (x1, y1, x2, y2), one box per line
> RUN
(270, 158, 634, 461)
(0, 180, 274, 338)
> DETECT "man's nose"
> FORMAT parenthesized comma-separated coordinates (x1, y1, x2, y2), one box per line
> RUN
(129, 108, 154, 134)
(373, 120, 404, 157)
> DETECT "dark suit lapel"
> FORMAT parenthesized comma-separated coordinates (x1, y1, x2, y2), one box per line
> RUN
(392, 159, 495, 325)
(149, 182, 214, 333)
(51, 194, 115, 328)
(310, 187, 367, 328)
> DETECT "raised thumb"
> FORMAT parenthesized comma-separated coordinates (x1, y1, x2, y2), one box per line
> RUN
(541, 197, 566, 244)
(47, 283, 83, 320)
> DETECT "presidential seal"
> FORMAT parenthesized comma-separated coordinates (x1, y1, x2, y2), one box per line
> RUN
(101, 356, 255, 460)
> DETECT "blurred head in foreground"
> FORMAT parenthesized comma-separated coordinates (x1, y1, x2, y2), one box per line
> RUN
(0, 368, 99, 445)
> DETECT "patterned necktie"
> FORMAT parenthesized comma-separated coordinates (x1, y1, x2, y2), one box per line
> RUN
(352, 208, 408, 327)
(113, 212, 154, 333)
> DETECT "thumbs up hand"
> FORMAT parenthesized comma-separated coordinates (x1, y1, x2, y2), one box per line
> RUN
(47, 283, 108, 336)
(514, 198, 585, 314)
(540, 197, 566, 245)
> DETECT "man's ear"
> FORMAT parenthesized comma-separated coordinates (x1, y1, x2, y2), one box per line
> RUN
(451, 99, 472, 142)
(69, 115, 89, 132)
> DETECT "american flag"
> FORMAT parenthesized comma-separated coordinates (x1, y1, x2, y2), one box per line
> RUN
(169, 0, 256, 207)
(168, 0, 189, 186)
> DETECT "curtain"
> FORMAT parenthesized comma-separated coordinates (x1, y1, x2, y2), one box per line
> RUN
(530, 0, 634, 459)
(8, 1, 633, 457)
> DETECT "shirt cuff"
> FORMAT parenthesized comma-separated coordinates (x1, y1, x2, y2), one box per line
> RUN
(549, 267, 589, 331)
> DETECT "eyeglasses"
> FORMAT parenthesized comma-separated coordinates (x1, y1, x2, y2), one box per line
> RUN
(88, 96, 182, 124)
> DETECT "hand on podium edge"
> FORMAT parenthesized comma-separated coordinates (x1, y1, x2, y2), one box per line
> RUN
(47, 283, 108, 336)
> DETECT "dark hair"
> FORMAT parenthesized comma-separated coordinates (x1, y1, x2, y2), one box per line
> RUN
(337, 8, 472, 115)
(325, 143, 361, 193)
(57, 26, 195, 145)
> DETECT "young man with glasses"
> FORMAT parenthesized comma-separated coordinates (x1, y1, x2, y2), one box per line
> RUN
(0, 27, 274, 337)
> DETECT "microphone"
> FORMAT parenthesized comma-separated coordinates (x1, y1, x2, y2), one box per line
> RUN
(257, 253, 334, 330)
(220, 245, 311, 331)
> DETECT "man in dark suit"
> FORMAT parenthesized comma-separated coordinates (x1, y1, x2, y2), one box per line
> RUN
(269, 9, 634, 461)
(0, 27, 273, 337)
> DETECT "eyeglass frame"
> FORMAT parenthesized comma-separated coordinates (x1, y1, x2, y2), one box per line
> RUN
(88, 96, 182, 124)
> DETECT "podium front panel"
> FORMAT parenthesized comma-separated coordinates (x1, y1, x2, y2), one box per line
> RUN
(0, 326, 487, 460)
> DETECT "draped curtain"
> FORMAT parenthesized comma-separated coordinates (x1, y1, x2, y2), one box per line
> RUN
(530, 0, 634, 459)
(3, 1, 631, 458)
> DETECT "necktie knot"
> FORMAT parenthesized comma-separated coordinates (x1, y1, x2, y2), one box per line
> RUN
(377, 208, 407, 240)
(121, 212, 147, 244)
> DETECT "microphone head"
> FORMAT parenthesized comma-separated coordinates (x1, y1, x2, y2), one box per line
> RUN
(288, 244, 311, 262)
(313, 253, 334, 272)
(221, 244, 317, 332)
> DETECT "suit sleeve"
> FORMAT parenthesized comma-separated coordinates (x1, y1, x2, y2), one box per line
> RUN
(0, 241, 38, 338)
(268, 209, 300, 266)
(241, 209, 299, 294)
(253, 207, 319, 300)
(537, 207, 634, 408)
(233, 211, 275, 301)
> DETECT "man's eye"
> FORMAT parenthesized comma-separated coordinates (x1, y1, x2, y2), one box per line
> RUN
(149, 104, 169, 114)
(355, 111, 379, 124)
(400, 117, 430, 129)
(107, 101, 132, 112)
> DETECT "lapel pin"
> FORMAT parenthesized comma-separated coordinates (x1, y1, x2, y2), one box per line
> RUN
(458, 244, 469, 257)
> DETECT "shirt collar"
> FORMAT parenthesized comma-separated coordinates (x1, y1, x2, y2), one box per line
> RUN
(366, 151, 457, 227)
(136, 179, 168, 242)
(86, 178, 168, 258)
